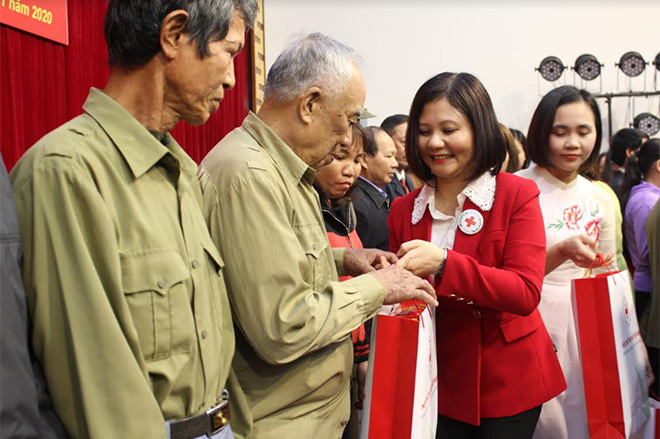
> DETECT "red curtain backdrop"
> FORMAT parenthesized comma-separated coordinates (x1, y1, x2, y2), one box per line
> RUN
(0, 0, 251, 171)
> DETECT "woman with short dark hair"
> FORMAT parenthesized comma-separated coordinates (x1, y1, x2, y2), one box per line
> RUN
(517, 85, 618, 439)
(390, 72, 565, 438)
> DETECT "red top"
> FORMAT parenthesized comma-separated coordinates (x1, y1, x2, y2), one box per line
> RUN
(388, 172, 566, 425)
(328, 229, 363, 282)
(326, 221, 368, 362)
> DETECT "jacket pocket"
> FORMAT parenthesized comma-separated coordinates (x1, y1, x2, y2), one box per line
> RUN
(500, 311, 542, 343)
(121, 249, 195, 361)
(296, 222, 329, 291)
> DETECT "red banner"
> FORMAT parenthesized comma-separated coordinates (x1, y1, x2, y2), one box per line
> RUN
(0, 0, 68, 45)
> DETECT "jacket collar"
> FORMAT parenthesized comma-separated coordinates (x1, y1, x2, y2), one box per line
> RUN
(241, 112, 315, 185)
(357, 177, 390, 209)
(411, 171, 497, 225)
(82, 88, 196, 180)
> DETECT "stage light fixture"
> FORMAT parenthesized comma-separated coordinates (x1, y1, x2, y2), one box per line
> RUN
(634, 112, 660, 136)
(537, 56, 565, 82)
(618, 51, 646, 77)
(574, 54, 602, 81)
(654, 52, 660, 71)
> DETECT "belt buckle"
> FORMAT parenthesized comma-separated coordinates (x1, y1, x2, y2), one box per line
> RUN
(206, 393, 230, 436)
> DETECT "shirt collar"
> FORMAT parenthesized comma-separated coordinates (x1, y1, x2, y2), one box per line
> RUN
(411, 171, 497, 225)
(395, 169, 405, 180)
(82, 88, 196, 179)
(241, 111, 314, 184)
(358, 176, 388, 198)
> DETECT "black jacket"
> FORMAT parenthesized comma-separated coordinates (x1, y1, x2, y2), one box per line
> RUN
(384, 173, 414, 202)
(320, 199, 357, 238)
(353, 177, 390, 251)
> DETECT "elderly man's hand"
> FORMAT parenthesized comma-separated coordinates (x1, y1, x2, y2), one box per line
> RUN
(343, 248, 398, 276)
(369, 265, 438, 307)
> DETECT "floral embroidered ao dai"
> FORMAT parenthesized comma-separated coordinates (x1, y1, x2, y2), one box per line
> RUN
(517, 164, 618, 439)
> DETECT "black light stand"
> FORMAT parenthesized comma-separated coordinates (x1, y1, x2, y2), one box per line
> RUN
(592, 91, 660, 141)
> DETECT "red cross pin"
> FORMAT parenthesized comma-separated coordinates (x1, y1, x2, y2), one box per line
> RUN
(458, 209, 484, 235)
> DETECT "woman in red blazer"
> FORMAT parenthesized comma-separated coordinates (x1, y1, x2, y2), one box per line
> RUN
(389, 72, 566, 438)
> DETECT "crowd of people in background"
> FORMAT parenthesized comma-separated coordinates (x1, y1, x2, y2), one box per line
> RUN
(0, 1, 658, 439)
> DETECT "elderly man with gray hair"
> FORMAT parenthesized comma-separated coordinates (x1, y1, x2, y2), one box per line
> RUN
(10, 1, 256, 438)
(198, 33, 437, 439)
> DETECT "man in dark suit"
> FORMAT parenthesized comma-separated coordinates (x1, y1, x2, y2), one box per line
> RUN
(381, 114, 415, 200)
(354, 126, 398, 251)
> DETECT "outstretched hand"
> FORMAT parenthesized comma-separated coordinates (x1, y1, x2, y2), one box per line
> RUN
(396, 240, 446, 277)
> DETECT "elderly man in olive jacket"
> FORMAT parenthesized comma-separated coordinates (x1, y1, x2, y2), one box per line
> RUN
(198, 33, 437, 439)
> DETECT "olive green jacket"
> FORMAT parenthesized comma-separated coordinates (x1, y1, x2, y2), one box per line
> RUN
(11, 88, 234, 438)
(198, 112, 384, 439)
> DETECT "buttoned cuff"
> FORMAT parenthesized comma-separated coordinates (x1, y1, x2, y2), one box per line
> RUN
(333, 248, 347, 276)
(344, 274, 386, 321)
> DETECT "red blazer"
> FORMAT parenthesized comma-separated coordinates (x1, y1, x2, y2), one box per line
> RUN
(388, 172, 566, 425)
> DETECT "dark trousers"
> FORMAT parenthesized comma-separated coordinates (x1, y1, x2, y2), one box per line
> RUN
(436, 406, 542, 439)
(635, 290, 651, 321)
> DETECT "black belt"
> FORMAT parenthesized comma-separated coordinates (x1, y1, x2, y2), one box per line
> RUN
(170, 393, 230, 439)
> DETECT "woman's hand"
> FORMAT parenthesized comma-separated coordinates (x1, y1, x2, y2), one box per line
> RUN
(546, 234, 614, 274)
(396, 239, 446, 277)
(561, 234, 598, 267)
(560, 234, 615, 268)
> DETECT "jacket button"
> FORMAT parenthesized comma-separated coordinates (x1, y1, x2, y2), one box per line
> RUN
(157, 279, 166, 289)
(473, 310, 482, 318)
(191, 260, 199, 269)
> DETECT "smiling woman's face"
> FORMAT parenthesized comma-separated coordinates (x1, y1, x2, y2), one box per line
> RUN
(417, 97, 474, 184)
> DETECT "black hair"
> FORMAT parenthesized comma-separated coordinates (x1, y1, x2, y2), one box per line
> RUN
(509, 128, 530, 169)
(406, 72, 505, 183)
(364, 126, 386, 157)
(104, 0, 257, 69)
(621, 139, 660, 211)
(598, 152, 612, 182)
(380, 114, 408, 137)
(526, 86, 602, 180)
(609, 128, 645, 167)
(500, 124, 521, 173)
